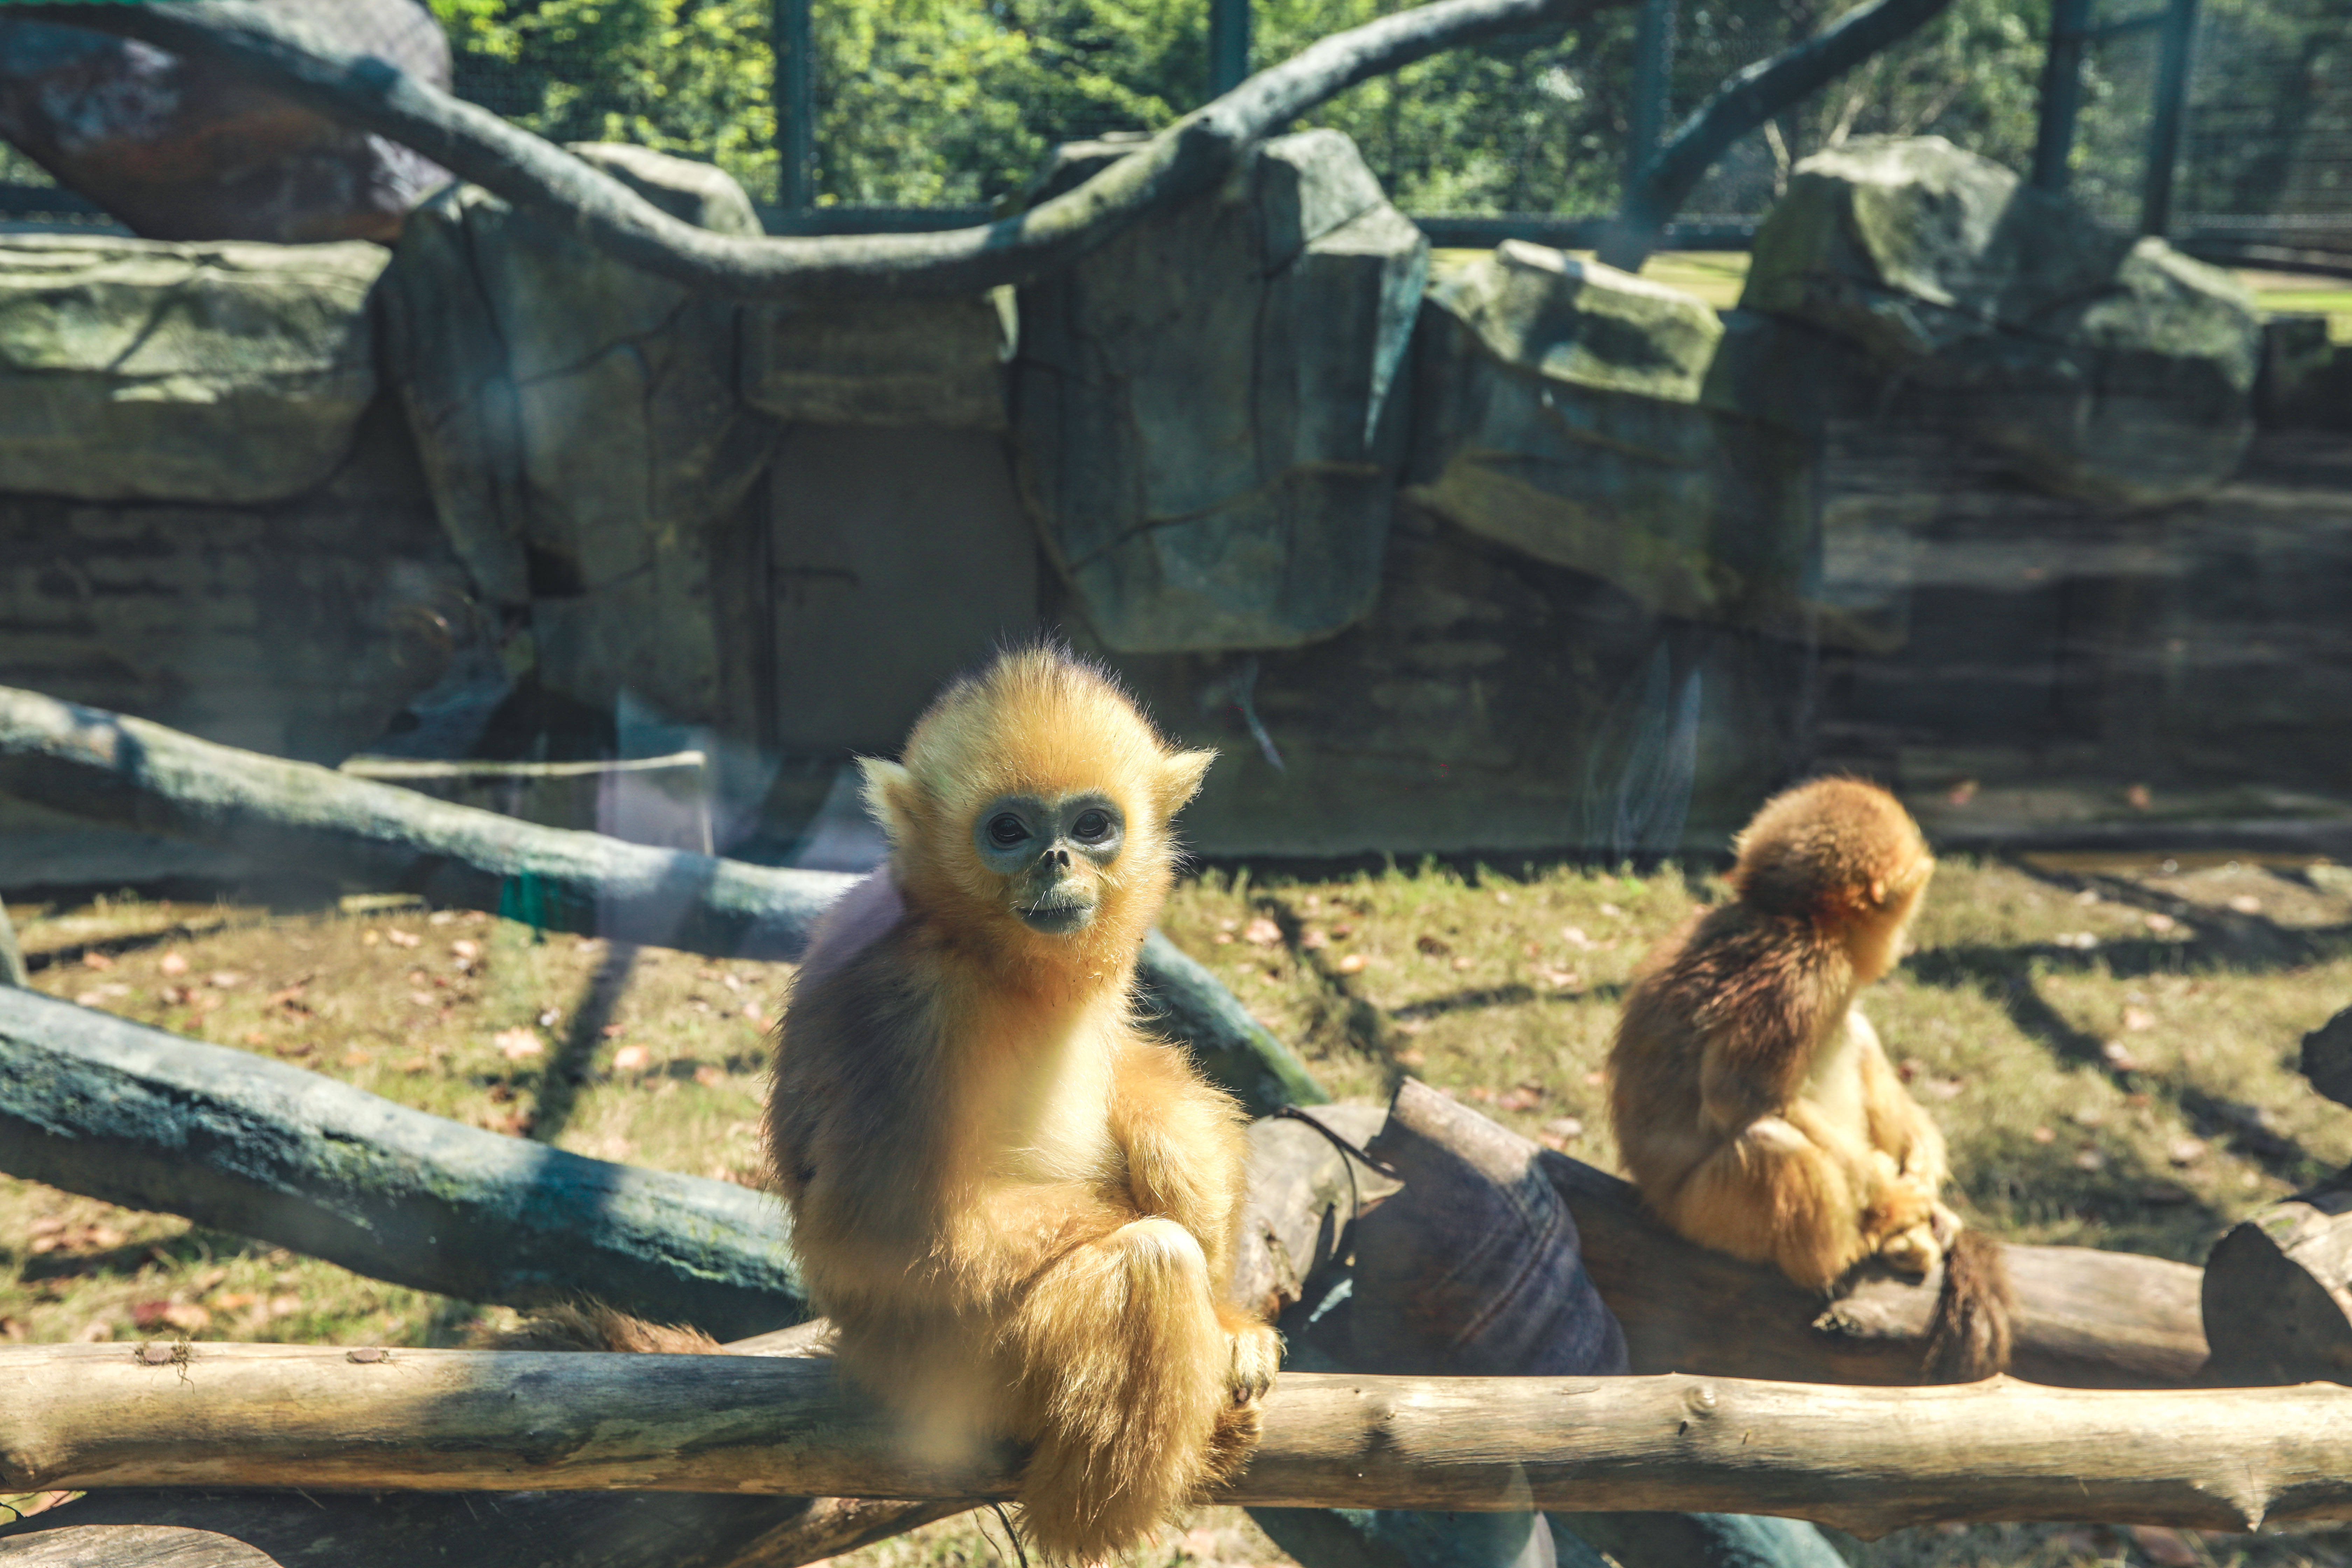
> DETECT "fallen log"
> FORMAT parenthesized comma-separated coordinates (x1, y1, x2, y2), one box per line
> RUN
(2201, 1170, 2352, 1385)
(0, 985, 807, 1342)
(0, 1348, 2339, 1534)
(0, 684, 1323, 1116)
(1540, 1132, 2207, 1388)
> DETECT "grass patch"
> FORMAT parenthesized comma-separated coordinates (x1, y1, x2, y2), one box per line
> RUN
(6, 856, 2351, 1565)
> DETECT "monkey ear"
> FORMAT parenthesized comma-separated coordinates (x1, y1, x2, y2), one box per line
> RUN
(1157, 747, 1217, 812)
(858, 758, 921, 846)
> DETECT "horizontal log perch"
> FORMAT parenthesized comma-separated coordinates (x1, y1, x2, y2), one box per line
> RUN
(1541, 1139, 2207, 1388)
(0, 1346, 2343, 1535)
(0, 684, 1322, 1116)
(0, 985, 807, 1341)
(0, 1323, 965, 1568)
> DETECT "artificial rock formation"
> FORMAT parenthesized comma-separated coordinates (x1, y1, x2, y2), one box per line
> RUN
(1016, 129, 1429, 653)
(744, 291, 1012, 432)
(379, 142, 775, 729)
(0, 234, 387, 504)
(0, 0, 451, 244)
(1741, 135, 2261, 507)
(1408, 241, 1813, 630)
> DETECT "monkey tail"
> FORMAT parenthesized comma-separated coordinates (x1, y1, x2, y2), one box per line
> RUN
(1008, 1217, 1232, 1564)
(1919, 1230, 2015, 1382)
(469, 1300, 722, 1354)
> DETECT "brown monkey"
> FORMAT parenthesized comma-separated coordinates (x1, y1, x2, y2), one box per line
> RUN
(768, 645, 1279, 1563)
(1608, 777, 2012, 1381)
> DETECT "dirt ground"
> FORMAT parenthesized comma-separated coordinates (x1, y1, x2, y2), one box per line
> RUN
(4, 849, 2349, 1568)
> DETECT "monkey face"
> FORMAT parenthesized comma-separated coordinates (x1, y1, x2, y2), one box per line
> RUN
(971, 792, 1126, 935)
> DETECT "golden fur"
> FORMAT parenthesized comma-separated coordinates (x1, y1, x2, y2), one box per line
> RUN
(1608, 777, 2011, 1379)
(768, 646, 1278, 1562)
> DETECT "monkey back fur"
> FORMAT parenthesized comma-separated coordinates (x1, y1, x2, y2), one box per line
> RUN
(1610, 777, 2011, 1381)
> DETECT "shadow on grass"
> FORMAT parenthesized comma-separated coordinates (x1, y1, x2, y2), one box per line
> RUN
(1906, 938, 2333, 1189)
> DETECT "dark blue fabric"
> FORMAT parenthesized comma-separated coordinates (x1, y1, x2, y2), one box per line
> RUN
(1246, 1086, 1846, 1568)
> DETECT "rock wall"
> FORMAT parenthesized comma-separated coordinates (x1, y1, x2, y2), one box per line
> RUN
(0, 132, 2328, 869)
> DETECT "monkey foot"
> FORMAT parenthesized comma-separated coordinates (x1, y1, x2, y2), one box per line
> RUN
(1225, 1318, 1281, 1406)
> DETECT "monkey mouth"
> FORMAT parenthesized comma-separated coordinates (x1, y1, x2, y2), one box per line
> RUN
(1017, 895, 1097, 934)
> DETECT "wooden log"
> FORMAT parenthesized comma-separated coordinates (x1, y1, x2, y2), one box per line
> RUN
(0, 985, 807, 1341)
(1539, 1128, 2207, 1388)
(0, 684, 1323, 1117)
(0, 1324, 964, 1568)
(2201, 1172, 2352, 1385)
(0, 1347, 2339, 1534)
(2298, 1006, 2352, 1109)
(0, 1112, 1381, 1568)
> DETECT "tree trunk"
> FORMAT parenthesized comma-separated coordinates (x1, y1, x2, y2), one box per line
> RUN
(0, 1347, 2337, 1535)
(0, 684, 1323, 1116)
(2201, 1172, 2352, 1385)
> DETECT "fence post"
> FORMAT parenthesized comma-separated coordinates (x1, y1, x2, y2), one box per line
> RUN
(2139, 0, 2200, 234)
(2031, 0, 2094, 191)
(1626, 0, 1677, 191)
(774, 0, 815, 214)
(1210, 0, 1252, 97)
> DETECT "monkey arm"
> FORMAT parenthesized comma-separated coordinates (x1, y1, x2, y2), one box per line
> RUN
(1848, 1009, 1951, 1192)
(1107, 1036, 1254, 1285)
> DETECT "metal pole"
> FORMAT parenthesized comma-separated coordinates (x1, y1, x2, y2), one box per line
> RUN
(775, 0, 814, 214)
(1209, 0, 1251, 97)
(2032, 0, 2094, 190)
(2140, 0, 2199, 234)
(1626, 0, 1677, 189)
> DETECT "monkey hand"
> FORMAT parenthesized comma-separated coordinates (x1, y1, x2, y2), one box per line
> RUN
(1221, 1308, 1281, 1406)
(1867, 1172, 1948, 1278)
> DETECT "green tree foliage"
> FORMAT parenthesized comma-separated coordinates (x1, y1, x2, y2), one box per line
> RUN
(423, 0, 2339, 224)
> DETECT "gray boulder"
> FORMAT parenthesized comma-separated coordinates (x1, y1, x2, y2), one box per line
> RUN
(1014, 129, 1427, 653)
(1742, 135, 2261, 506)
(1409, 240, 1813, 632)
(379, 144, 773, 726)
(0, 233, 385, 504)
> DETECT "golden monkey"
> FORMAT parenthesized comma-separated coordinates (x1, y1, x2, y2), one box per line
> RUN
(767, 645, 1280, 1562)
(1608, 777, 2012, 1381)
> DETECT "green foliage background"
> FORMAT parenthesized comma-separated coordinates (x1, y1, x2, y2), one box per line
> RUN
(421, 0, 2344, 223)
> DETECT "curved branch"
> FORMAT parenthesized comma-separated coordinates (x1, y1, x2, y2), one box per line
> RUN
(1596, 0, 1957, 271)
(18, 0, 1609, 300)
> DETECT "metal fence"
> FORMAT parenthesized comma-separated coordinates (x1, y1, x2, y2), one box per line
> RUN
(1, 0, 2346, 265)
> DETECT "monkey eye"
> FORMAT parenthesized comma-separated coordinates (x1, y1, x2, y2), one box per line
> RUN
(1071, 809, 1113, 843)
(987, 813, 1030, 848)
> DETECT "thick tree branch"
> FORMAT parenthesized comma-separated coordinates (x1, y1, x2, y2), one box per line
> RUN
(0, 984, 809, 1342)
(0, 1326, 966, 1568)
(1596, 0, 1957, 270)
(0, 685, 1324, 1116)
(15, 0, 1614, 300)
(0, 1348, 2340, 1535)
